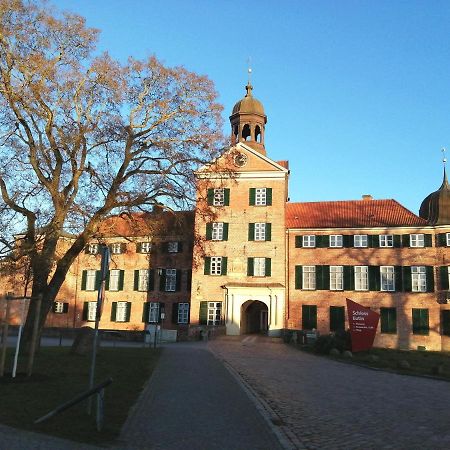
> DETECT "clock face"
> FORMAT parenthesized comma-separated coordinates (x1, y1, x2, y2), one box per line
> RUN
(234, 153, 248, 167)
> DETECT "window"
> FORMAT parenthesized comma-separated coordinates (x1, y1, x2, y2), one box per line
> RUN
(87, 301, 97, 322)
(86, 269, 97, 291)
(330, 306, 345, 332)
(87, 243, 99, 255)
(53, 301, 68, 314)
(178, 303, 189, 324)
(110, 243, 123, 254)
(208, 302, 222, 326)
(303, 266, 316, 290)
(255, 188, 267, 205)
(442, 310, 450, 336)
(354, 266, 368, 291)
(302, 305, 317, 330)
(412, 308, 429, 335)
(138, 242, 152, 253)
(167, 241, 179, 253)
(212, 223, 224, 241)
(137, 269, 150, 291)
(211, 257, 223, 275)
(330, 266, 343, 290)
(354, 235, 368, 247)
(213, 188, 225, 206)
(254, 223, 266, 241)
(108, 269, 121, 291)
(380, 266, 395, 291)
(303, 235, 316, 248)
(447, 233, 450, 247)
(115, 301, 129, 322)
(380, 307, 397, 334)
(148, 303, 160, 323)
(411, 266, 427, 292)
(379, 235, 393, 247)
(205, 257, 227, 276)
(165, 268, 177, 292)
(330, 235, 343, 248)
(410, 234, 424, 247)
(253, 257, 266, 277)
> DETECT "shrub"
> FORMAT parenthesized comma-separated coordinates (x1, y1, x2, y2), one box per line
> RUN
(314, 330, 351, 354)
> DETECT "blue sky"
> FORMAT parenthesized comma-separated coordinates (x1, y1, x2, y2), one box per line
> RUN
(55, 0, 450, 214)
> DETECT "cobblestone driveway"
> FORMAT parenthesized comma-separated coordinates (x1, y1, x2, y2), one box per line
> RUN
(209, 337, 450, 450)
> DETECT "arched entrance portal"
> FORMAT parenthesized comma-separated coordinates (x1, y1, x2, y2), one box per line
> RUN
(241, 300, 268, 334)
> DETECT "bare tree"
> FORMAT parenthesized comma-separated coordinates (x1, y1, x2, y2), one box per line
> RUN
(0, 0, 225, 352)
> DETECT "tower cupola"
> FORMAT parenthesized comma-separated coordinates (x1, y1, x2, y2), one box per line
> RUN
(419, 165, 450, 225)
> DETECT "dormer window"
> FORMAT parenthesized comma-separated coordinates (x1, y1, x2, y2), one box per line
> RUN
(87, 243, 99, 255)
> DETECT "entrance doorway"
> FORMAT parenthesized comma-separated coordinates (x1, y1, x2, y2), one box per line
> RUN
(241, 300, 268, 334)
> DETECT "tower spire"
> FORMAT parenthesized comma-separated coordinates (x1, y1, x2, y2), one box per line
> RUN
(442, 147, 448, 188)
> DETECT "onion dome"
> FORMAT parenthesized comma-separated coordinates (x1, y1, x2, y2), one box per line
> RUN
(231, 83, 266, 117)
(419, 168, 450, 225)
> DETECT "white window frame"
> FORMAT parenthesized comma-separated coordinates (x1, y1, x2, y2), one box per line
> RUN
(253, 257, 266, 277)
(87, 301, 97, 321)
(303, 235, 316, 248)
(88, 243, 99, 255)
(109, 269, 121, 291)
(303, 266, 316, 290)
(86, 269, 96, 291)
(111, 243, 122, 254)
(446, 233, 450, 247)
(254, 223, 266, 241)
(411, 266, 427, 292)
(354, 235, 368, 248)
(379, 235, 393, 247)
(330, 266, 343, 290)
(140, 242, 152, 253)
(354, 266, 369, 291)
(212, 223, 224, 241)
(210, 257, 222, 275)
(165, 268, 177, 292)
(410, 234, 424, 247)
(54, 301, 65, 314)
(380, 266, 395, 292)
(178, 303, 189, 324)
(148, 303, 160, 323)
(330, 235, 343, 248)
(255, 188, 267, 206)
(115, 301, 128, 322)
(138, 269, 149, 291)
(213, 188, 225, 206)
(207, 301, 222, 326)
(167, 241, 179, 253)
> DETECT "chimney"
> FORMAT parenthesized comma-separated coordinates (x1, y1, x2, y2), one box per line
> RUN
(362, 195, 373, 201)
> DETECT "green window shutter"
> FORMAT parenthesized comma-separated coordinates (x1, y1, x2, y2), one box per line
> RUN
(302, 305, 317, 330)
(81, 270, 87, 290)
(316, 266, 323, 290)
(295, 266, 303, 289)
(330, 306, 345, 332)
(206, 223, 212, 240)
(158, 302, 165, 322)
(248, 223, 255, 241)
(118, 270, 125, 291)
(437, 233, 447, 247)
(380, 307, 397, 334)
(249, 188, 256, 206)
(402, 234, 410, 247)
(343, 266, 354, 291)
(186, 269, 192, 292)
(403, 266, 412, 292)
(426, 266, 435, 292)
(393, 235, 401, 248)
(142, 303, 150, 323)
(52, 302, 57, 313)
(343, 235, 352, 248)
(204, 257, 211, 275)
(95, 270, 102, 290)
(105, 270, 110, 291)
(199, 301, 208, 325)
(247, 258, 254, 276)
(221, 257, 228, 275)
(159, 270, 166, 291)
(172, 303, 179, 324)
(317, 235, 329, 248)
(412, 308, 429, 335)
(224, 189, 230, 206)
(442, 310, 450, 336)
(84, 246, 90, 254)
(266, 188, 272, 206)
(265, 223, 271, 241)
(368, 266, 380, 291)
(149, 269, 155, 291)
(176, 269, 182, 291)
(82, 302, 88, 320)
(424, 234, 432, 247)
(440, 266, 449, 290)
(136, 242, 142, 253)
(265, 258, 271, 276)
(223, 223, 229, 241)
(63, 303, 69, 313)
(295, 236, 302, 248)
(111, 302, 117, 321)
(369, 235, 379, 248)
(317, 265, 330, 290)
(178, 242, 183, 252)
(125, 302, 131, 322)
(395, 266, 403, 292)
(207, 188, 214, 205)
(134, 270, 139, 291)
(121, 243, 127, 254)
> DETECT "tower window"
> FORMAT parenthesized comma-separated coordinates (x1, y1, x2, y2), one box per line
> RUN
(255, 125, 261, 143)
(242, 124, 251, 141)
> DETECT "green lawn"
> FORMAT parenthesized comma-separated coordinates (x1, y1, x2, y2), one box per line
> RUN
(0, 346, 160, 445)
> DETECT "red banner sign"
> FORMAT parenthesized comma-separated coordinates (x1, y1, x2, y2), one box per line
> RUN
(346, 298, 379, 352)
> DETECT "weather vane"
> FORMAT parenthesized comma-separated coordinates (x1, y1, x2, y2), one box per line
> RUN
(442, 147, 447, 167)
(247, 56, 252, 84)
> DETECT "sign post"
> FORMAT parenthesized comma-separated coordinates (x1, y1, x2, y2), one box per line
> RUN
(346, 298, 380, 352)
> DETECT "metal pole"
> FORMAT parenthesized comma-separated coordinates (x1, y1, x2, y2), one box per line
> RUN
(27, 294, 42, 377)
(87, 246, 110, 415)
(12, 298, 28, 378)
(0, 298, 10, 377)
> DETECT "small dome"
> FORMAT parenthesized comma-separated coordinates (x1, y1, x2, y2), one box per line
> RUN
(419, 169, 450, 225)
(231, 83, 265, 117)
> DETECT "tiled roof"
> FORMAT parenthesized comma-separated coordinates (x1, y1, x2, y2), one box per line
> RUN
(286, 199, 427, 229)
(276, 160, 289, 169)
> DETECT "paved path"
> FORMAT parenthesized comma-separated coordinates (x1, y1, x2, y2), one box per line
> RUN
(209, 337, 450, 450)
(118, 341, 283, 450)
